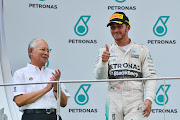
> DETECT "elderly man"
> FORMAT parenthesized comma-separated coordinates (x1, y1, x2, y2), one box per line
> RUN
(13, 38, 70, 120)
(94, 12, 157, 120)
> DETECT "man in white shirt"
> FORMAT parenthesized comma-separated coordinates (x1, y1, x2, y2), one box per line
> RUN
(94, 12, 157, 120)
(13, 38, 70, 120)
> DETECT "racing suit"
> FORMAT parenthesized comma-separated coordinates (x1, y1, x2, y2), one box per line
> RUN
(94, 40, 157, 120)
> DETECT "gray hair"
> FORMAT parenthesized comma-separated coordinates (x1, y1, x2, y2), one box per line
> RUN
(28, 38, 43, 59)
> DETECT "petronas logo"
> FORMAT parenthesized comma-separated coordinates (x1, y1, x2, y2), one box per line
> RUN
(45, 49, 52, 67)
(115, 0, 126, 3)
(74, 16, 91, 36)
(153, 16, 170, 37)
(74, 84, 91, 105)
(155, 84, 171, 106)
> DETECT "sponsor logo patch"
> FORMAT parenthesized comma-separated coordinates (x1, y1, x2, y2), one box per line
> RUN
(29, 77, 33, 81)
(14, 87, 17, 92)
(131, 54, 139, 59)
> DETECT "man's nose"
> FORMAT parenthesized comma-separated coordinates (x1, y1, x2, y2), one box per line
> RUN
(44, 50, 49, 55)
(114, 27, 119, 32)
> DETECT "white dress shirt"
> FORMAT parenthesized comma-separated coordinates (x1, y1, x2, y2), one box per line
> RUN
(13, 63, 70, 111)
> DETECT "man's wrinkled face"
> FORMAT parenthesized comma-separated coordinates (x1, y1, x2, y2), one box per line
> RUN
(30, 40, 49, 66)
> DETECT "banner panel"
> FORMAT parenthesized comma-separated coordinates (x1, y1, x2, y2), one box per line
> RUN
(1, 0, 180, 120)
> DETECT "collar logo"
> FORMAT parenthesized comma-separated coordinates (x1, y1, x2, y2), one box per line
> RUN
(153, 16, 170, 37)
(29, 77, 33, 81)
(115, 0, 126, 3)
(74, 84, 91, 105)
(132, 48, 137, 53)
(74, 16, 91, 36)
(155, 84, 171, 106)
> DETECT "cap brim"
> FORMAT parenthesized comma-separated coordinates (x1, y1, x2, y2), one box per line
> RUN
(107, 21, 124, 27)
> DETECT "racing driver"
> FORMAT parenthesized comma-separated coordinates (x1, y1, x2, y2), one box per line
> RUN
(94, 12, 157, 120)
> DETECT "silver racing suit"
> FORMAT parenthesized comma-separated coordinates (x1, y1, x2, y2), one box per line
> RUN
(94, 41, 157, 120)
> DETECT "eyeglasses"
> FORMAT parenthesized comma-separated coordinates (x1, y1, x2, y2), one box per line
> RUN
(37, 47, 52, 53)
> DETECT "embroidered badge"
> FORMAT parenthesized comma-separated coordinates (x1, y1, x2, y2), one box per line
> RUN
(117, 87, 121, 90)
(29, 77, 33, 81)
(14, 87, 17, 92)
(132, 48, 137, 53)
(131, 54, 139, 59)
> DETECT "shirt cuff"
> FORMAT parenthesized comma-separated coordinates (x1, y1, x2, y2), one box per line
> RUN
(100, 61, 108, 66)
(145, 97, 153, 103)
(14, 92, 25, 97)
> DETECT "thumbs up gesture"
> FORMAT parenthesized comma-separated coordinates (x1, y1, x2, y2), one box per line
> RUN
(102, 44, 110, 62)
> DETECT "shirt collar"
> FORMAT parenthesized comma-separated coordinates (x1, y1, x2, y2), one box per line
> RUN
(27, 63, 46, 71)
(114, 38, 132, 46)
(113, 38, 134, 52)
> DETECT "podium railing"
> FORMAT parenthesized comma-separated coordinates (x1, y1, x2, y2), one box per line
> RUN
(1, 77, 180, 120)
